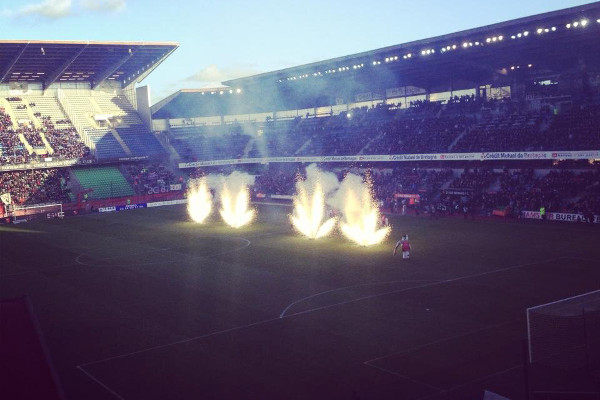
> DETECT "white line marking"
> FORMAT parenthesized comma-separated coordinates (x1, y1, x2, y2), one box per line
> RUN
(363, 362, 444, 393)
(74, 256, 567, 397)
(283, 257, 564, 319)
(77, 257, 561, 370)
(280, 279, 439, 318)
(364, 318, 521, 364)
(413, 364, 522, 400)
(78, 316, 281, 369)
(77, 366, 126, 400)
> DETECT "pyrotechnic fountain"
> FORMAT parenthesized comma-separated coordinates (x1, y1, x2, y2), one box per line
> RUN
(207, 171, 256, 229)
(291, 181, 337, 239)
(187, 179, 212, 223)
(333, 174, 390, 246)
(219, 183, 255, 228)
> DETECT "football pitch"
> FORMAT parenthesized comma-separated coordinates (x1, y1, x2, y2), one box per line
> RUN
(1, 204, 600, 400)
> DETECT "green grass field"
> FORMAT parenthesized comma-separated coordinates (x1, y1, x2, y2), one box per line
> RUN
(1, 204, 600, 400)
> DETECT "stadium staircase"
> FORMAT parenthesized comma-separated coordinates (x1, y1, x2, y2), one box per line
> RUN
(58, 94, 129, 160)
(58, 92, 166, 160)
(0, 98, 18, 129)
(71, 166, 134, 199)
(242, 138, 255, 158)
(5, 99, 50, 155)
(448, 129, 468, 152)
(28, 96, 73, 130)
(294, 138, 312, 155)
(108, 127, 132, 156)
(38, 132, 54, 155)
(358, 131, 385, 155)
(17, 133, 34, 155)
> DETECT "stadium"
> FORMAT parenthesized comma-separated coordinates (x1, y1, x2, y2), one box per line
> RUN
(1, 2, 600, 400)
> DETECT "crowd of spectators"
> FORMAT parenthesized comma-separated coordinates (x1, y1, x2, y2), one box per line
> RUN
(170, 97, 600, 163)
(253, 164, 299, 195)
(449, 168, 497, 190)
(0, 108, 89, 165)
(125, 163, 179, 195)
(251, 164, 600, 219)
(40, 118, 89, 160)
(0, 168, 70, 205)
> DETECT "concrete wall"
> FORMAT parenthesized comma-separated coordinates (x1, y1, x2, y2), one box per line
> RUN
(135, 85, 152, 130)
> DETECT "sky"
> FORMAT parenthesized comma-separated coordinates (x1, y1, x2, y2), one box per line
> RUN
(0, 0, 596, 104)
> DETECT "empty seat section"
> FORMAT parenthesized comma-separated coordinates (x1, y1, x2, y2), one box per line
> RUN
(72, 166, 134, 199)
(116, 125, 165, 157)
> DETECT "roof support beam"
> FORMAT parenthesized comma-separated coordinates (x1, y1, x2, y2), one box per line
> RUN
(0, 42, 30, 83)
(43, 43, 89, 90)
(123, 46, 178, 90)
(91, 49, 136, 89)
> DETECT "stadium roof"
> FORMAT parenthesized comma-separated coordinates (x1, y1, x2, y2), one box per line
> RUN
(223, 1, 600, 89)
(153, 2, 600, 119)
(0, 40, 178, 89)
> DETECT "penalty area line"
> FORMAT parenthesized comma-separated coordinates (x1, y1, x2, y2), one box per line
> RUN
(363, 362, 444, 394)
(77, 316, 282, 369)
(281, 257, 565, 319)
(77, 366, 126, 400)
(279, 279, 440, 318)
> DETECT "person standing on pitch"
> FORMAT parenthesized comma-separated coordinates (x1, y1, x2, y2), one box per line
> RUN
(393, 234, 411, 260)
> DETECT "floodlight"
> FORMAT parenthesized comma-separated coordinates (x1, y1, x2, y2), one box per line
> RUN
(537, 28, 543, 34)
(566, 23, 572, 28)
(581, 19, 588, 27)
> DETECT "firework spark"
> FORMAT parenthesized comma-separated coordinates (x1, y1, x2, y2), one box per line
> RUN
(187, 179, 212, 223)
(336, 174, 390, 246)
(291, 181, 337, 239)
(219, 183, 255, 228)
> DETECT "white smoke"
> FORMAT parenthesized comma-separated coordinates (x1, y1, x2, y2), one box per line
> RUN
(326, 173, 367, 212)
(206, 171, 255, 200)
(300, 164, 340, 195)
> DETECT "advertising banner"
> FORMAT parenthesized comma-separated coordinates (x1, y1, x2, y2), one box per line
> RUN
(178, 151, 600, 169)
(521, 210, 599, 223)
(115, 203, 147, 211)
(147, 199, 188, 208)
(0, 158, 79, 172)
